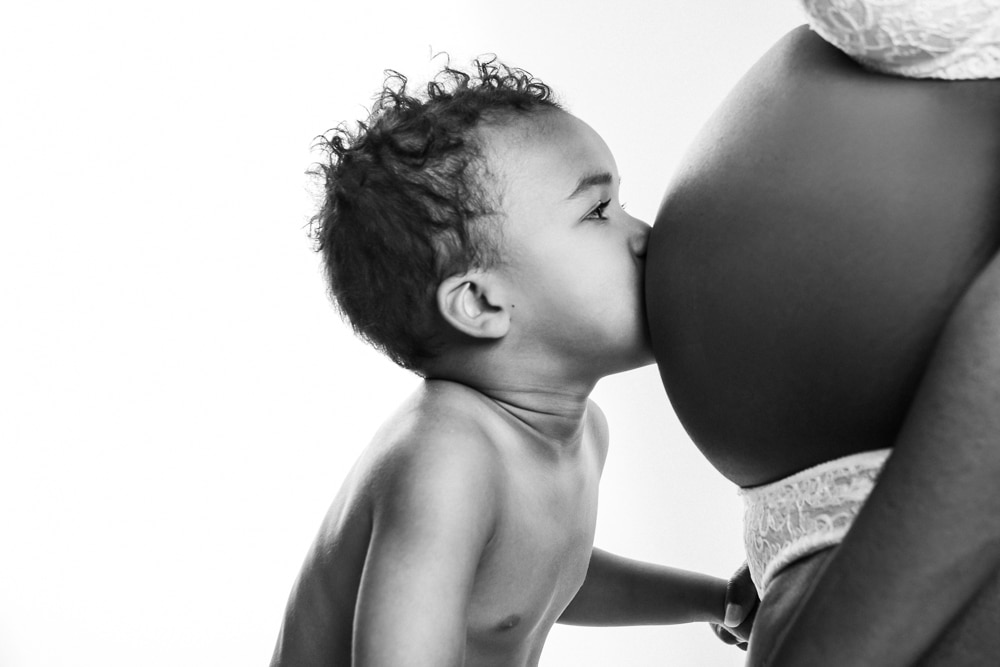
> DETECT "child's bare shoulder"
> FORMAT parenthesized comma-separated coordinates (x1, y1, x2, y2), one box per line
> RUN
(353, 380, 511, 518)
(273, 381, 513, 663)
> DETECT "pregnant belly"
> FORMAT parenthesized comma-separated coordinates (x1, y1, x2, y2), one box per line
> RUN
(645, 28, 1000, 486)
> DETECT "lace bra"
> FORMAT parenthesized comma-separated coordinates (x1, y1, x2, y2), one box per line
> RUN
(800, 0, 1000, 78)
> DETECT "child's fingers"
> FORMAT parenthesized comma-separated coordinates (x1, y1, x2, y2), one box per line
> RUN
(711, 623, 739, 645)
(710, 623, 749, 651)
(724, 562, 759, 628)
(724, 601, 746, 628)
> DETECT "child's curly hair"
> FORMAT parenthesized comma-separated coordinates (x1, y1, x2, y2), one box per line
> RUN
(311, 58, 560, 372)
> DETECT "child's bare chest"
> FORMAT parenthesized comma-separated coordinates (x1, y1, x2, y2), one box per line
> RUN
(464, 457, 601, 657)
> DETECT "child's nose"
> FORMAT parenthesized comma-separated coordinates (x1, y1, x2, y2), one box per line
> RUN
(629, 218, 651, 257)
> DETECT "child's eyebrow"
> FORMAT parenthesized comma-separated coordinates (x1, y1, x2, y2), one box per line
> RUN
(566, 172, 615, 199)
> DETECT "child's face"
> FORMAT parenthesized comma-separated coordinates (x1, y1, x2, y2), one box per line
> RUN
(483, 110, 654, 376)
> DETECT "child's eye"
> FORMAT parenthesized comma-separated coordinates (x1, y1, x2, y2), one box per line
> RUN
(586, 199, 612, 221)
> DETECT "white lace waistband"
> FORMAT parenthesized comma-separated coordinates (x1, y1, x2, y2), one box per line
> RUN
(740, 448, 892, 597)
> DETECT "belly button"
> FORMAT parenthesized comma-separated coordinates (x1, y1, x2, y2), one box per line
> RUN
(497, 614, 521, 631)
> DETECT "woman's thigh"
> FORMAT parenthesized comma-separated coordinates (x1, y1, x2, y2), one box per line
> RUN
(745, 549, 834, 666)
(746, 549, 1000, 666)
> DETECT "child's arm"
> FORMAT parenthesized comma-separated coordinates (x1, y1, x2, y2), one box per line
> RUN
(766, 248, 1000, 665)
(352, 439, 498, 667)
(558, 548, 757, 643)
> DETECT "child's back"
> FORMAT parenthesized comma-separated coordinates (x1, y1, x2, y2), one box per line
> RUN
(271, 380, 607, 666)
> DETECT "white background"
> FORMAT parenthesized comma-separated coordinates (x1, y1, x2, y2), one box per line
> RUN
(1, 2, 805, 665)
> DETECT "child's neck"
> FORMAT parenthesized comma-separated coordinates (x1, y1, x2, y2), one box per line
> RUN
(425, 351, 601, 446)
(478, 382, 591, 447)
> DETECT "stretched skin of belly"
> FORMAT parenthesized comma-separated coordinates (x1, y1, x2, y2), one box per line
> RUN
(646, 27, 1000, 488)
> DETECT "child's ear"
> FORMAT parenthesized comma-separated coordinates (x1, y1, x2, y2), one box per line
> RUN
(437, 272, 511, 340)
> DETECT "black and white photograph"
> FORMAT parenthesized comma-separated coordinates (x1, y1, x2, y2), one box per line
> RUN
(3, 1, 999, 665)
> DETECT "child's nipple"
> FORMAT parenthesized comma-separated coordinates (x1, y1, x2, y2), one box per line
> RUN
(497, 614, 521, 631)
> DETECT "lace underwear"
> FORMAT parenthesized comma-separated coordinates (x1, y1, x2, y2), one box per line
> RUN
(800, 0, 1000, 79)
(740, 448, 892, 597)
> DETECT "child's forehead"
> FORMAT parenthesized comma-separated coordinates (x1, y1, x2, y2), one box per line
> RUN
(478, 110, 614, 194)
(476, 109, 560, 156)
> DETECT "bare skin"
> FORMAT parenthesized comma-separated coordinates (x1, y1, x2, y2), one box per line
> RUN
(647, 26, 1000, 666)
(272, 381, 606, 666)
(750, 249, 1000, 666)
(270, 382, 738, 666)
(272, 109, 755, 666)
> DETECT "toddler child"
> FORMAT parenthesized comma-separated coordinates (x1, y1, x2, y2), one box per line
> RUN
(270, 61, 757, 667)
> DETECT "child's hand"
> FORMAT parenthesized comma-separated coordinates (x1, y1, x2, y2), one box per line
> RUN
(710, 562, 758, 650)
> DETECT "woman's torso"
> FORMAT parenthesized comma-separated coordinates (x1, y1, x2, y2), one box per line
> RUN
(646, 27, 1000, 487)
